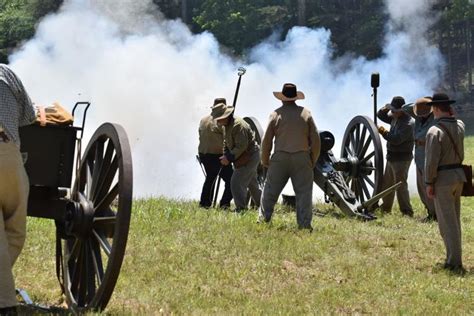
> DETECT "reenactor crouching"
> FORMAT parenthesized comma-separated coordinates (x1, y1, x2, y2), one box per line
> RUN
(212, 103, 262, 212)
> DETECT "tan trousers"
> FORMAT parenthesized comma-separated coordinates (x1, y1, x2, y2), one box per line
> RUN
(416, 167, 436, 218)
(0, 142, 29, 307)
(434, 181, 463, 267)
(259, 151, 314, 228)
(381, 160, 412, 215)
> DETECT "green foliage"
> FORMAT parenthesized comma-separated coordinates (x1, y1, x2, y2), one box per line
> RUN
(0, 0, 62, 63)
(193, 0, 292, 54)
(446, 0, 474, 21)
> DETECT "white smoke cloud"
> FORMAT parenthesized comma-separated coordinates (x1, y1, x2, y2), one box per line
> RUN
(9, 0, 444, 199)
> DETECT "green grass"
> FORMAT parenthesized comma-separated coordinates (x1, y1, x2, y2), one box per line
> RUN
(13, 137, 474, 314)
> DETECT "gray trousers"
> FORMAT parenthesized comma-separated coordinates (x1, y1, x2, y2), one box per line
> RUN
(0, 143, 29, 307)
(381, 159, 412, 214)
(416, 166, 436, 217)
(434, 181, 463, 267)
(231, 150, 262, 210)
(259, 151, 314, 228)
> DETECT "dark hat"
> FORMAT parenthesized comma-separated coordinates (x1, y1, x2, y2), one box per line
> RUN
(273, 83, 305, 101)
(426, 93, 456, 106)
(213, 98, 227, 106)
(387, 96, 405, 112)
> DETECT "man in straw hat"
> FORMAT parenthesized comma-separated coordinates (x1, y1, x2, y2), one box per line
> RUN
(198, 98, 233, 209)
(0, 64, 36, 313)
(402, 97, 436, 221)
(377, 96, 415, 216)
(211, 103, 261, 212)
(259, 83, 320, 230)
(425, 92, 466, 273)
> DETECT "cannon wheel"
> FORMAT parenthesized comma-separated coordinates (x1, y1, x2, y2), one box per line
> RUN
(62, 123, 133, 312)
(341, 115, 383, 203)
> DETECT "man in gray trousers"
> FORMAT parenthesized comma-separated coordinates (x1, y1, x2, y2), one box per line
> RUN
(213, 103, 262, 212)
(425, 93, 466, 273)
(259, 83, 320, 230)
(402, 97, 436, 221)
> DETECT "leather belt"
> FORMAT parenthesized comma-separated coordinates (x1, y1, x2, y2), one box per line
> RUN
(437, 164, 462, 171)
(415, 139, 425, 147)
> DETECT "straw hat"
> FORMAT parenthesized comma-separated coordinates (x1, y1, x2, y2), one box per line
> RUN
(413, 97, 432, 116)
(211, 103, 234, 121)
(273, 83, 305, 101)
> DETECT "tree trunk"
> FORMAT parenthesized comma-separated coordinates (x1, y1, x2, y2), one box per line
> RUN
(181, 0, 188, 23)
(297, 0, 306, 26)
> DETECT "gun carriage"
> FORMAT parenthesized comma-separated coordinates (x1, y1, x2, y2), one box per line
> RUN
(19, 102, 133, 312)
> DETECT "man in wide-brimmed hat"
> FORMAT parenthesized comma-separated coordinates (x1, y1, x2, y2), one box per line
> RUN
(259, 83, 320, 230)
(402, 97, 436, 221)
(424, 92, 466, 273)
(198, 98, 233, 209)
(0, 64, 36, 313)
(377, 96, 415, 216)
(212, 103, 261, 212)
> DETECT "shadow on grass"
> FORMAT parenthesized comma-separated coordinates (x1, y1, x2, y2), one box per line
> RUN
(18, 304, 70, 315)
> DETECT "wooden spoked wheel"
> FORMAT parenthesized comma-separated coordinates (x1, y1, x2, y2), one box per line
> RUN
(340, 115, 384, 203)
(62, 123, 133, 312)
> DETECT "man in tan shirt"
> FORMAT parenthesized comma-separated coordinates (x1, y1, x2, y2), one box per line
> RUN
(198, 98, 233, 208)
(259, 83, 320, 230)
(212, 103, 261, 211)
(425, 93, 466, 273)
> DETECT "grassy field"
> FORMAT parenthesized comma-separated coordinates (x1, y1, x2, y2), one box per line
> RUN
(13, 137, 474, 314)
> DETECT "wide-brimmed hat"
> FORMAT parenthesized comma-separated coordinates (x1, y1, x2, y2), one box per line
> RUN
(414, 97, 432, 116)
(273, 83, 305, 101)
(213, 98, 227, 106)
(211, 103, 234, 121)
(426, 93, 456, 106)
(387, 96, 405, 112)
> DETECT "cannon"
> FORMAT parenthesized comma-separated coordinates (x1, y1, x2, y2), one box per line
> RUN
(210, 73, 401, 218)
(239, 114, 400, 219)
(19, 102, 133, 312)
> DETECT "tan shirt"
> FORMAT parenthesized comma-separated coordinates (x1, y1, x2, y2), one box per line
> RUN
(425, 117, 466, 185)
(224, 116, 258, 161)
(261, 103, 320, 167)
(198, 114, 224, 155)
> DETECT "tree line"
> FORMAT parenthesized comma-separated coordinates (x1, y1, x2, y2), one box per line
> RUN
(0, 0, 472, 103)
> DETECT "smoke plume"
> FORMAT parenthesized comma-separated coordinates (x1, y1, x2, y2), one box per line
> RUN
(9, 0, 443, 199)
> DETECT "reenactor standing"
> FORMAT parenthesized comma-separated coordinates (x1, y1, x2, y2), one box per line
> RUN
(402, 97, 436, 221)
(198, 98, 233, 209)
(377, 96, 415, 216)
(259, 83, 320, 230)
(425, 93, 466, 273)
(0, 64, 36, 313)
(212, 103, 262, 212)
